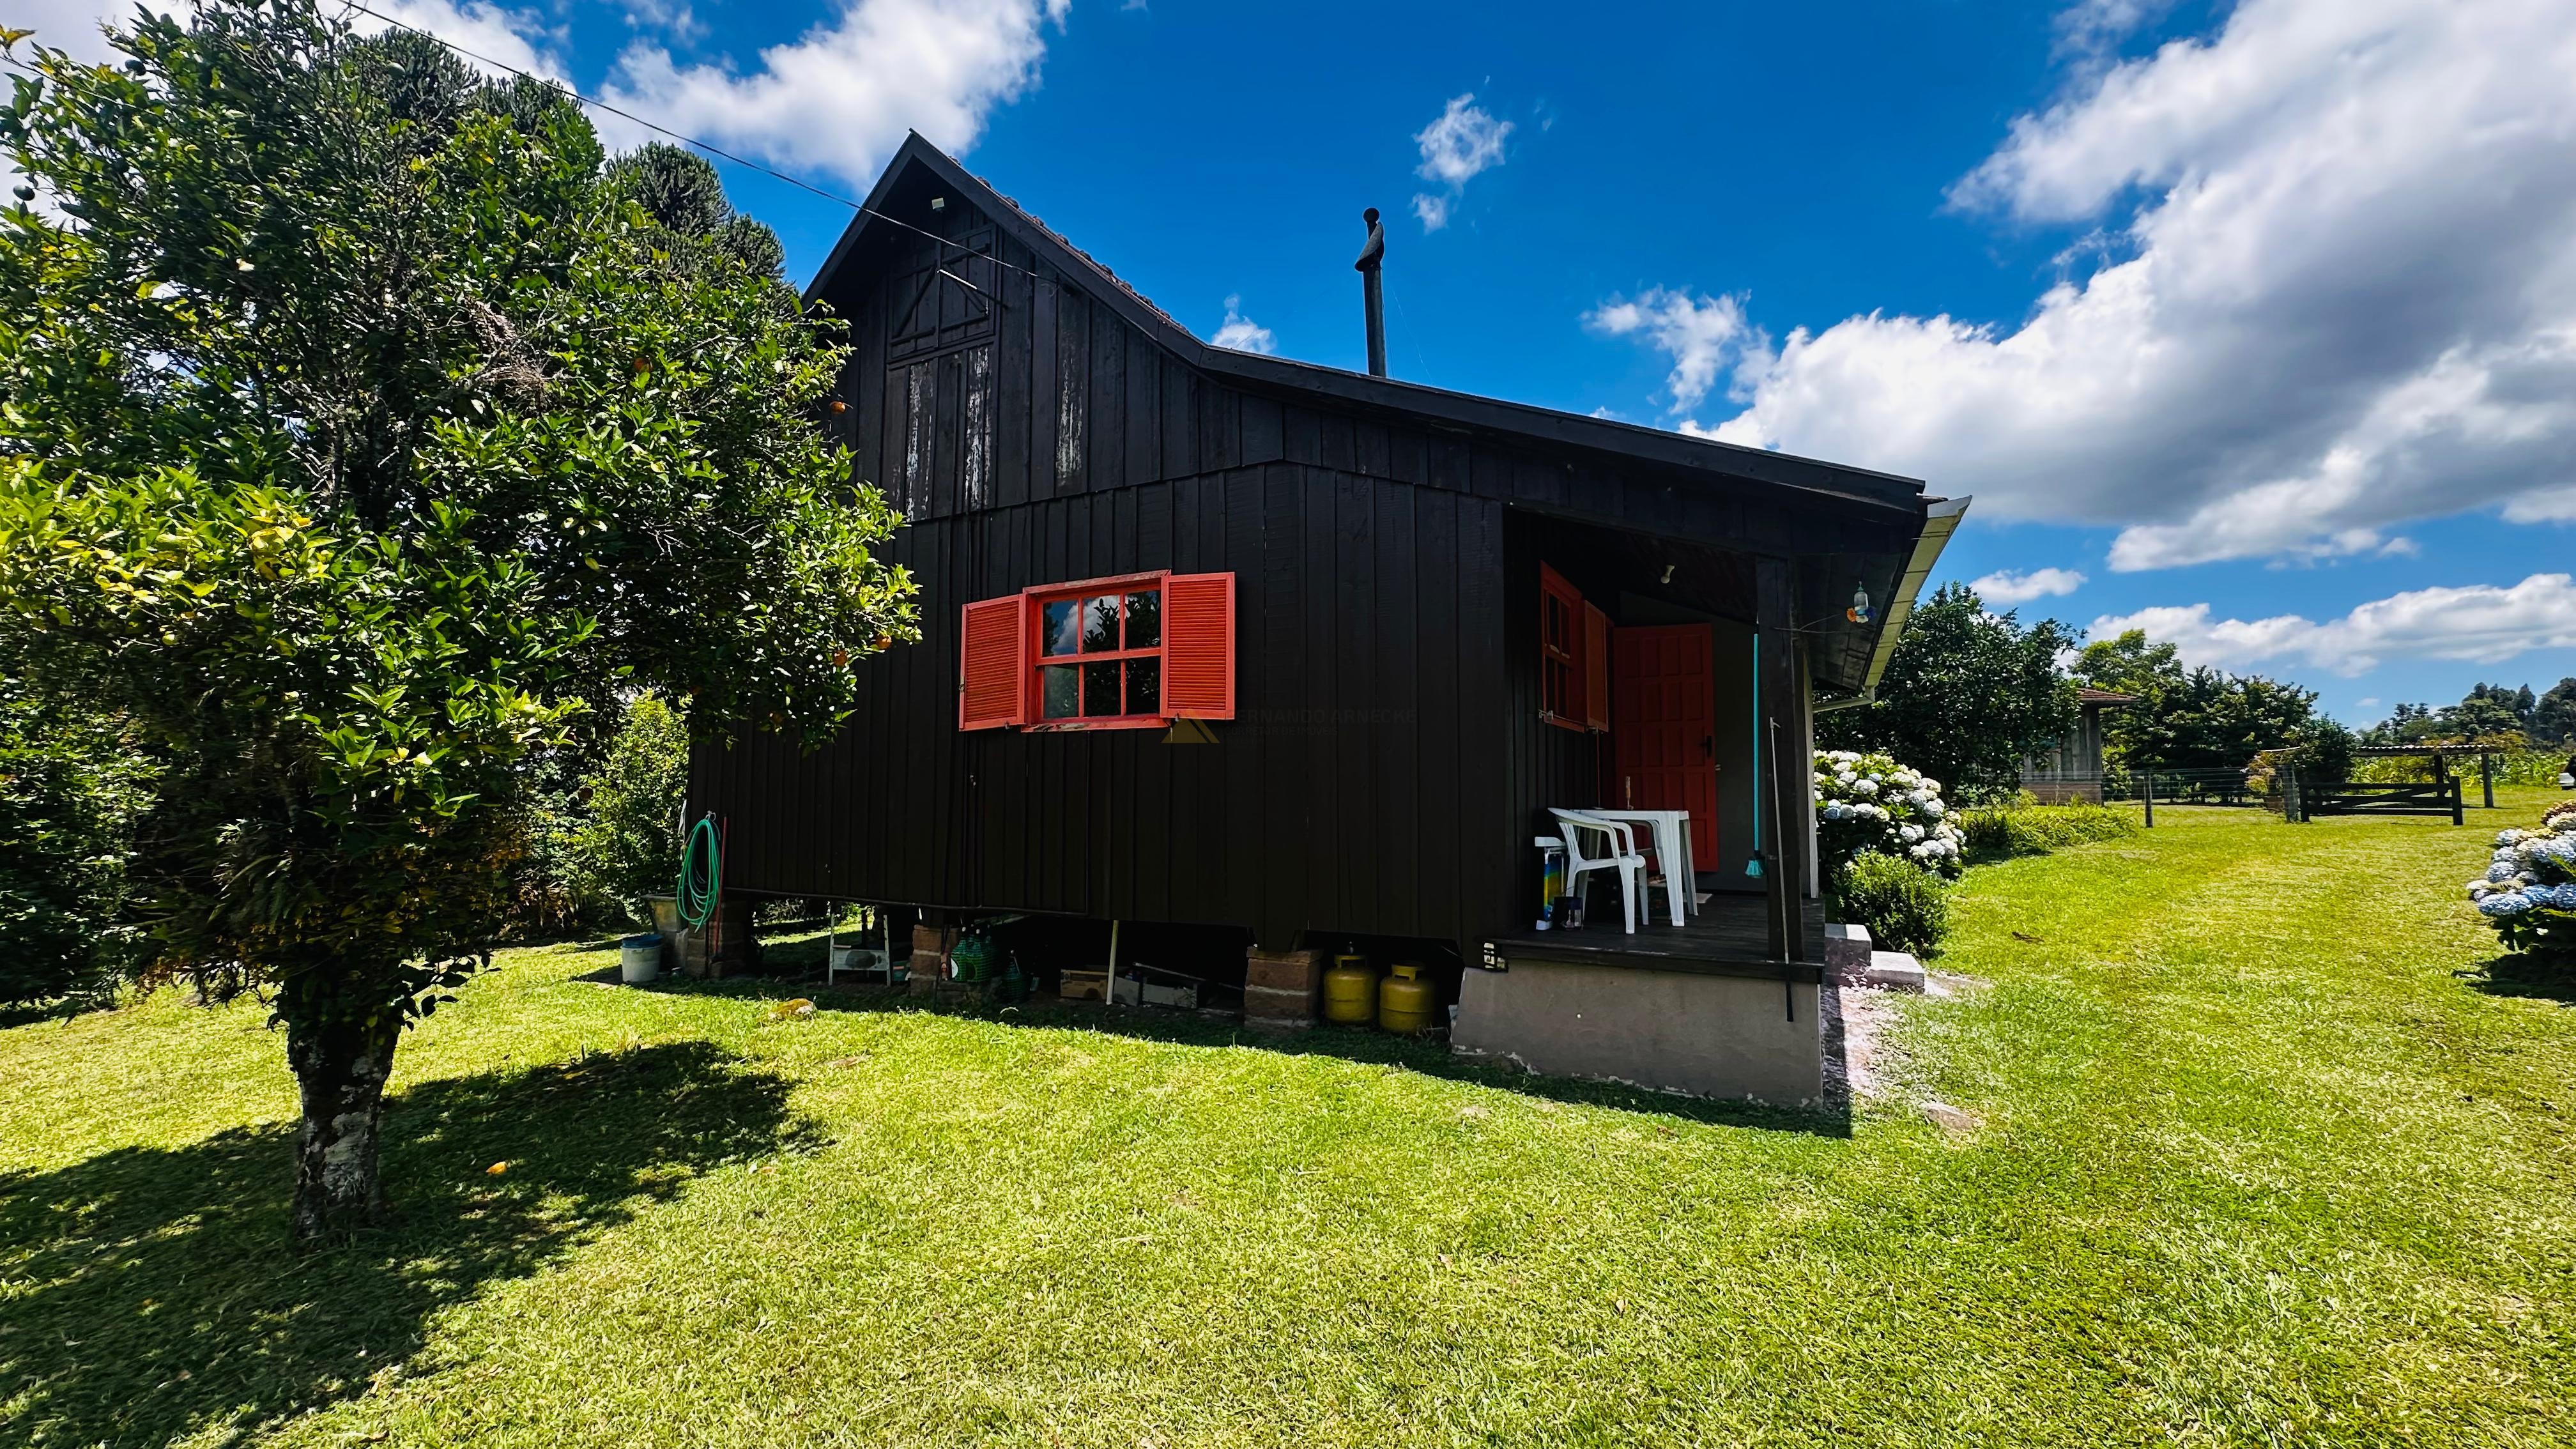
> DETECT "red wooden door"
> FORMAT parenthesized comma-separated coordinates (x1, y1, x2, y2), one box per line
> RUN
(1611, 625, 1720, 866)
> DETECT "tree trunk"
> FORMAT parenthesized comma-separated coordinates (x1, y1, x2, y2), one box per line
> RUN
(285, 1011, 404, 1240)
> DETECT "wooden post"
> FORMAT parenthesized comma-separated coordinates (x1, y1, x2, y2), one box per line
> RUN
(2451, 778, 2464, 827)
(2481, 751, 2496, 809)
(1753, 558, 1806, 963)
(2143, 769, 2154, 827)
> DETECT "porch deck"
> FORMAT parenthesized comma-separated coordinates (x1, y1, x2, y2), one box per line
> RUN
(1490, 893, 1826, 983)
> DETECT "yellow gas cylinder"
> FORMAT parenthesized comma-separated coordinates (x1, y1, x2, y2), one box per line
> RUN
(1377, 963, 1436, 1034)
(1322, 953, 1376, 1024)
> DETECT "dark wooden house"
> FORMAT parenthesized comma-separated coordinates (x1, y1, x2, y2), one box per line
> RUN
(688, 135, 1966, 1101)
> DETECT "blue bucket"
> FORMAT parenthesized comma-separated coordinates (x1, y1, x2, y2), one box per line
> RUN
(620, 933, 663, 985)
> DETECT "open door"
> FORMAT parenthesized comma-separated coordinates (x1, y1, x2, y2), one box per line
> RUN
(1611, 624, 1721, 867)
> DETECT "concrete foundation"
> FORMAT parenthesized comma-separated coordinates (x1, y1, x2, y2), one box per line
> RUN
(1453, 962, 1824, 1106)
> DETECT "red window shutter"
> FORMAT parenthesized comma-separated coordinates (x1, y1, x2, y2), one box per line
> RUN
(1583, 601, 1611, 732)
(1163, 572, 1235, 719)
(958, 595, 1025, 730)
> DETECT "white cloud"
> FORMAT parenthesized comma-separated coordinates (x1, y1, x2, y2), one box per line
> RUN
(1209, 295, 1275, 355)
(1414, 93, 1510, 185)
(10, 0, 567, 82)
(1611, 0, 2576, 571)
(599, 0, 1070, 191)
(2091, 573, 2576, 675)
(353, 0, 571, 82)
(1970, 567, 2089, 604)
(2053, 0, 2174, 58)
(1583, 289, 1758, 414)
(1409, 92, 1510, 233)
(6, 1, 570, 211)
(613, 0, 705, 45)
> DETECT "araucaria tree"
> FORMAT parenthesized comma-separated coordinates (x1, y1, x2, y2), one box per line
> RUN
(0, 3, 916, 1238)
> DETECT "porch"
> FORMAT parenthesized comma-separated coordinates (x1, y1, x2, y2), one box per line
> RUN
(1487, 893, 1827, 983)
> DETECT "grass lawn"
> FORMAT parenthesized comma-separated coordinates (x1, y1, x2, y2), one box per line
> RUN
(5, 793, 2573, 1448)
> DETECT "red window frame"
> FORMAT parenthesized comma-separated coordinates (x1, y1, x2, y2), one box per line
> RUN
(1540, 563, 1585, 732)
(1024, 569, 1172, 732)
(958, 570, 1236, 733)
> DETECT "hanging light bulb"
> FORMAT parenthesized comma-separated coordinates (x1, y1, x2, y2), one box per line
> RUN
(1845, 581, 1873, 625)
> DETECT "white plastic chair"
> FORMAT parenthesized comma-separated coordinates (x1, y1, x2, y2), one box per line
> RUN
(1547, 809, 1649, 934)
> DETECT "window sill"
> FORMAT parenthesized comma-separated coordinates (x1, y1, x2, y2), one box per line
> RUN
(1024, 717, 1174, 733)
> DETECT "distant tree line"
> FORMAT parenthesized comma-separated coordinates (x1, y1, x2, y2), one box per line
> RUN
(2072, 629, 2354, 780)
(2362, 679, 2576, 747)
(1821, 586, 2361, 799)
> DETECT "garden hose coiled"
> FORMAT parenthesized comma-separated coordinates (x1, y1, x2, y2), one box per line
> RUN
(677, 816, 722, 930)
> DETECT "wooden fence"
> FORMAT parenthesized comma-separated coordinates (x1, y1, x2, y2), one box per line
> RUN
(2294, 779, 2464, 824)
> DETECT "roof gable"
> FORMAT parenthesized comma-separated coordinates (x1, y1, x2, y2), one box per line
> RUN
(805, 135, 1931, 518)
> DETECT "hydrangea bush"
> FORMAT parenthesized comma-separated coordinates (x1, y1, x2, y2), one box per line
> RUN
(2467, 801, 2576, 962)
(1814, 749, 1965, 877)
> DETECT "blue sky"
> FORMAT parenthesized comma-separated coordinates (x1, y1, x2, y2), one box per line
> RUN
(32, 0, 2576, 723)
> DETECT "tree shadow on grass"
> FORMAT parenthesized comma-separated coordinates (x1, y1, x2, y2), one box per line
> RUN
(2463, 952, 2576, 1005)
(628, 970, 1851, 1138)
(0, 1040, 811, 1449)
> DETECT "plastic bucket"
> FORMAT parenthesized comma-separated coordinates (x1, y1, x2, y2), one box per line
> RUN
(620, 933, 663, 985)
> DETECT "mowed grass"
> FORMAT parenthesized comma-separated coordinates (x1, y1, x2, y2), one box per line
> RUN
(4, 794, 2573, 1448)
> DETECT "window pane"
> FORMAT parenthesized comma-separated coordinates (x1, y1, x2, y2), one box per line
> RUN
(1082, 661, 1122, 716)
(1042, 599, 1080, 657)
(1126, 656, 1161, 716)
(1041, 665, 1080, 719)
(1082, 595, 1120, 652)
(1124, 589, 1161, 649)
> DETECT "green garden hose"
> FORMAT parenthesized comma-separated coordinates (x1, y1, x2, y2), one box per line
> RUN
(677, 816, 722, 930)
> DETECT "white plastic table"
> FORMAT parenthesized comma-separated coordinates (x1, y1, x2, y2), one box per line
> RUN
(1582, 809, 1695, 925)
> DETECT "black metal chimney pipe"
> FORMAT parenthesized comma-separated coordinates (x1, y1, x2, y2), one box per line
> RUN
(1354, 206, 1387, 378)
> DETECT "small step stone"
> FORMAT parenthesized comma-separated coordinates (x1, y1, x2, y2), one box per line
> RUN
(1824, 923, 1873, 981)
(1862, 949, 1926, 993)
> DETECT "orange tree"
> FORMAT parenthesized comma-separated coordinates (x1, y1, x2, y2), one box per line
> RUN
(0, 2, 914, 1238)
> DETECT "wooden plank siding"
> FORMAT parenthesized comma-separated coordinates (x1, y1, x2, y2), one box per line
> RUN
(825, 197, 1912, 565)
(691, 464, 1515, 949)
(692, 186, 1908, 956)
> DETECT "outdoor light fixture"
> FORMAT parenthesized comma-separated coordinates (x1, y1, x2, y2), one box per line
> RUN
(929, 195, 947, 211)
(1846, 582, 1873, 624)
(1660, 564, 1676, 584)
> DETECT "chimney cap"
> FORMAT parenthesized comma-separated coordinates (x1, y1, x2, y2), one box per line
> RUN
(1354, 208, 1384, 273)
